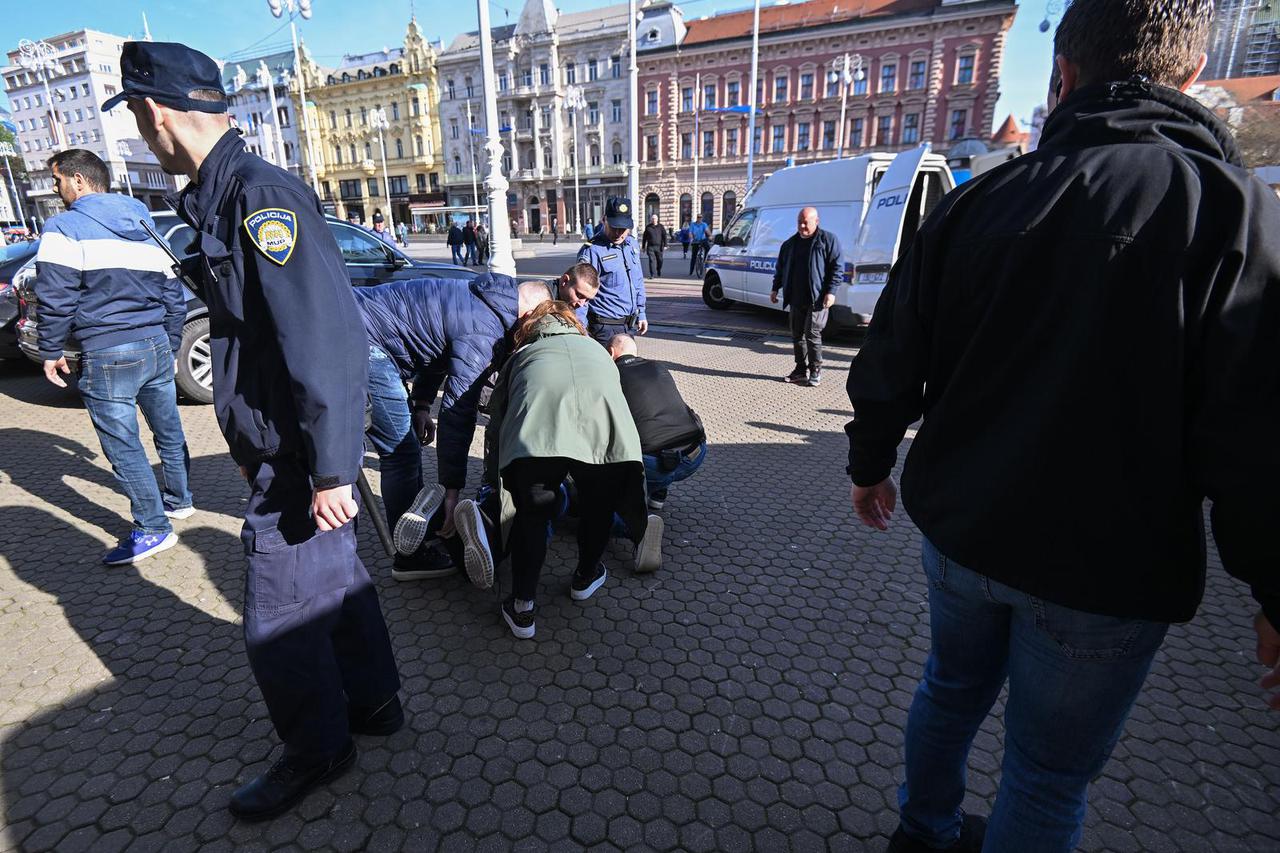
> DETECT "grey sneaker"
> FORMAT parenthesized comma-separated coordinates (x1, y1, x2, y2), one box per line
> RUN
(633, 514, 663, 574)
(807, 370, 822, 387)
(393, 484, 445, 555)
(455, 498, 496, 590)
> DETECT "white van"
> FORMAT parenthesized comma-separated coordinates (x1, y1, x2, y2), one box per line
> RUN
(702, 145, 954, 328)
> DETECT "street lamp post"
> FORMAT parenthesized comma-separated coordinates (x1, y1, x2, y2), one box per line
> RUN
(828, 53, 865, 159)
(116, 140, 134, 197)
(0, 142, 30, 233)
(258, 60, 289, 168)
(627, 0, 640, 206)
(746, 0, 762, 191)
(17, 39, 66, 150)
(476, 0, 514, 275)
(465, 99, 481, 225)
(268, 0, 321, 194)
(369, 107, 394, 226)
(564, 85, 586, 234)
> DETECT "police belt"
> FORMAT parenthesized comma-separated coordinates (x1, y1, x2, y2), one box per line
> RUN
(587, 309, 639, 327)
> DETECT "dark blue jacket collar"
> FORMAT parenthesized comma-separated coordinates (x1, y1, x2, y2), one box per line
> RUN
(176, 128, 246, 226)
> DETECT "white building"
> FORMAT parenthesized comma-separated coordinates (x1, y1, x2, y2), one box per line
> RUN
(2, 29, 184, 224)
(221, 49, 303, 178)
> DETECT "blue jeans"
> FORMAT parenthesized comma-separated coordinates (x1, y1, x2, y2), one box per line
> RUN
(900, 538, 1168, 852)
(642, 440, 707, 498)
(450, 245, 463, 265)
(464, 243, 477, 264)
(77, 334, 192, 536)
(365, 345, 422, 531)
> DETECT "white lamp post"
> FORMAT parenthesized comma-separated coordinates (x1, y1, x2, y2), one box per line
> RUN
(627, 0, 640, 206)
(369, 106, 394, 226)
(0, 142, 30, 233)
(476, 0, 514, 275)
(828, 53, 865, 159)
(465, 99, 481, 226)
(746, 0, 761, 191)
(564, 85, 586, 234)
(17, 39, 66, 150)
(116, 140, 134, 197)
(268, 0, 320, 193)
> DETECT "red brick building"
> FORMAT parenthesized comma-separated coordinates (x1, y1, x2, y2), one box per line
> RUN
(636, 0, 1017, 232)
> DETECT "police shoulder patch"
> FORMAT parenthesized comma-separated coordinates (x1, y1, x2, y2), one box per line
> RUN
(243, 207, 298, 266)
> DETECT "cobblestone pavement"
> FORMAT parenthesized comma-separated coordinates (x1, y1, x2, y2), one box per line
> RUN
(0, 315, 1277, 852)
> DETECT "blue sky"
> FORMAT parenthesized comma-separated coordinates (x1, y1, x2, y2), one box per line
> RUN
(2, 0, 1055, 129)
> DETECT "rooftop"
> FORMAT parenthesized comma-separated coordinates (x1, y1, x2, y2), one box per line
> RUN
(1198, 74, 1280, 103)
(682, 0, 941, 46)
(443, 3, 630, 54)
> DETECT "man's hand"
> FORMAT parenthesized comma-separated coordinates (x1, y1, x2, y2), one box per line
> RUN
(438, 487, 461, 537)
(637, 319, 649, 335)
(822, 292, 837, 309)
(411, 403, 436, 446)
(770, 290, 779, 304)
(313, 484, 358, 532)
(1256, 611, 1280, 709)
(851, 477, 898, 531)
(43, 357, 70, 388)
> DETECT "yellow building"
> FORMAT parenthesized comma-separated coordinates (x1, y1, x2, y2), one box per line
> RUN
(291, 19, 448, 230)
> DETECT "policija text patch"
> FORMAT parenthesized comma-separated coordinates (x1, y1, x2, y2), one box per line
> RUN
(244, 208, 298, 266)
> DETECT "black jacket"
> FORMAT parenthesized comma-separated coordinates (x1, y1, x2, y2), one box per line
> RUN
(177, 129, 366, 489)
(845, 81, 1280, 626)
(446, 225, 463, 246)
(641, 223, 667, 252)
(772, 227, 842, 309)
(615, 354, 704, 455)
(355, 273, 519, 490)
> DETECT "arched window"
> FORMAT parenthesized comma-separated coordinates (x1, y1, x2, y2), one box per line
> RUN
(453, 155, 462, 174)
(415, 135, 424, 157)
(701, 191, 715, 227)
(722, 191, 737, 225)
(365, 142, 372, 160)
(349, 144, 357, 163)
(644, 192, 661, 222)
(335, 145, 343, 164)
(395, 138, 404, 159)
(389, 63, 400, 74)
(611, 141, 623, 164)
(589, 144, 600, 167)
(679, 193, 692, 226)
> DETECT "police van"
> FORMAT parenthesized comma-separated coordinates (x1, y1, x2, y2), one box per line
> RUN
(702, 144, 954, 327)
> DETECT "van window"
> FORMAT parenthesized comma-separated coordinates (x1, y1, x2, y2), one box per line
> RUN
(723, 209, 757, 246)
(753, 206, 856, 257)
(898, 172, 947, 254)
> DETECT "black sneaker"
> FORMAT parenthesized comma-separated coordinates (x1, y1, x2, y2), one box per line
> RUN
(455, 498, 496, 590)
(633, 513, 663, 574)
(887, 813, 987, 853)
(570, 562, 608, 601)
(784, 369, 808, 384)
(391, 542, 457, 581)
(229, 740, 357, 822)
(807, 370, 822, 387)
(647, 487, 668, 511)
(348, 695, 404, 736)
(501, 597, 536, 639)
(393, 484, 445, 556)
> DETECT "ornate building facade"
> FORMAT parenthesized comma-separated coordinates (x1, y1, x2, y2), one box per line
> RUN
(292, 20, 447, 229)
(221, 49, 303, 179)
(637, 0, 1017, 233)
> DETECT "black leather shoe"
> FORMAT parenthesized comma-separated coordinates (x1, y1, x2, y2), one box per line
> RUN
(229, 740, 357, 821)
(349, 695, 404, 736)
(887, 813, 987, 853)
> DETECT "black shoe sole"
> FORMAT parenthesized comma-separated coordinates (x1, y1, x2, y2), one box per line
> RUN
(228, 742, 358, 822)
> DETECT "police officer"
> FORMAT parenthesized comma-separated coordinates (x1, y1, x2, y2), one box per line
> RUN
(110, 41, 402, 820)
(576, 196, 648, 346)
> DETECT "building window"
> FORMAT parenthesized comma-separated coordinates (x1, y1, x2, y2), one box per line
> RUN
(679, 193, 692, 225)
(395, 138, 404, 158)
(543, 148, 552, 170)
(453, 155, 462, 174)
(703, 130, 715, 157)
(450, 120, 458, 139)
(365, 142, 373, 160)
(612, 99, 623, 123)
(541, 105, 552, 128)
(416, 173, 427, 192)
(681, 87, 693, 112)
(826, 76, 839, 98)
(590, 144, 600, 166)
(726, 127, 739, 156)
(367, 178, 380, 197)
(772, 125, 785, 152)
(646, 134, 659, 161)
(612, 141, 623, 164)
(539, 63, 550, 85)
(446, 79, 455, 99)
(722, 191, 737, 225)
(909, 60, 927, 90)
(646, 90, 658, 115)
(800, 72, 814, 100)
(774, 74, 788, 102)
(727, 81, 740, 107)
(853, 75, 868, 96)
(957, 54, 975, 85)
(681, 133, 692, 159)
(902, 113, 920, 144)
(345, 108, 353, 127)
(349, 144, 357, 162)
(703, 83, 716, 109)
(588, 101, 600, 124)
(850, 117, 864, 148)
(339, 178, 361, 198)
(797, 122, 810, 151)
(950, 109, 968, 139)
(701, 191, 714, 224)
(335, 145, 343, 164)
(610, 56, 622, 78)
(753, 125, 763, 154)
(565, 63, 576, 84)
(499, 72, 509, 92)
(756, 78, 764, 106)
(822, 120, 836, 150)
(522, 67, 533, 87)
(389, 175, 408, 195)
(391, 102, 399, 121)
(588, 59, 598, 81)
(465, 76, 474, 97)
(880, 63, 896, 94)
(877, 114, 893, 145)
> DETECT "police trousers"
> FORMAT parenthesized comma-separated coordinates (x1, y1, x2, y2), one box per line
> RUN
(587, 318, 638, 348)
(241, 456, 401, 758)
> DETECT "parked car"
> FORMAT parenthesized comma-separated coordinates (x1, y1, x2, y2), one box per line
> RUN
(702, 144, 955, 329)
(0, 241, 39, 360)
(18, 211, 477, 403)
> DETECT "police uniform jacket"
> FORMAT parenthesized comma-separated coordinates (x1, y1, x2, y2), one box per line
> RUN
(576, 232, 646, 324)
(176, 129, 367, 489)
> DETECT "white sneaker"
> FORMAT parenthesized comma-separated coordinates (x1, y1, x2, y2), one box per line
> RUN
(393, 484, 446, 556)
(455, 498, 495, 590)
(634, 514, 663, 574)
(164, 506, 195, 520)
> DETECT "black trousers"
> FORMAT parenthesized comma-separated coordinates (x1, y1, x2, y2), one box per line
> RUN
(587, 318, 638, 348)
(241, 456, 401, 758)
(789, 304, 829, 373)
(688, 242, 707, 275)
(503, 457, 642, 602)
(646, 248, 663, 278)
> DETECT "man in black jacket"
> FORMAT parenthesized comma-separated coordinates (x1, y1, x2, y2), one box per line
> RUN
(641, 213, 667, 278)
(771, 207, 841, 386)
(845, 3, 1280, 851)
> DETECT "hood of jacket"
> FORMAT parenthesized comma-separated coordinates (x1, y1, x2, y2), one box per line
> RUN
(469, 272, 521, 329)
(69, 192, 154, 242)
(1040, 79, 1244, 168)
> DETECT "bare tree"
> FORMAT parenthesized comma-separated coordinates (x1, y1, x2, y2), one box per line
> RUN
(1233, 105, 1280, 169)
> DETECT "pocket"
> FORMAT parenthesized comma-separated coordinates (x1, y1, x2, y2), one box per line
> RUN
(1030, 596, 1162, 661)
(246, 526, 301, 615)
(102, 357, 147, 399)
(921, 539, 948, 590)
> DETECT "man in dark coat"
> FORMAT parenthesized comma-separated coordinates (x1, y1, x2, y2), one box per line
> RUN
(641, 213, 667, 278)
(446, 222, 464, 265)
(770, 206, 842, 386)
(845, 2, 1280, 850)
(462, 220, 477, 265)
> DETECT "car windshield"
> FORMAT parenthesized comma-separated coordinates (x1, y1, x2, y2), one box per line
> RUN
(329, 222, 396, 264)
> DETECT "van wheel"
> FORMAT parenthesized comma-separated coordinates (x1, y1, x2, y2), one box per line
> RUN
(175, 318, 214, 404)
(702, 273, 732, 310)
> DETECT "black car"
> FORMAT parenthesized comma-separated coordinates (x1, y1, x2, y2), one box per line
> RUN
(0, 241, 40, 360)
(18, 212, 476, 403)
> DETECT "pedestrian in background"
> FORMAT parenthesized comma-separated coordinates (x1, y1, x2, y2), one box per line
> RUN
(447, 220, 464, 265)
(771, 207, 841, 387)
(550, 216, 559, 245)
(577, 196, 648, 345)
(677, 221, 690, 258)
(642, 213, 667, 278)
(370, 213, 396, 248)
(846, 2, 1280, 850)
(583, 220, 594, 242)
(463, 219, 478, 265)
(118, 40, 402, 820)
(475, 222, 490, 265)
(35, 147, 193, 565)
(396, 220, 408, 247)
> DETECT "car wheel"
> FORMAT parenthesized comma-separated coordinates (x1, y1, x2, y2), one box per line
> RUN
(702, 273, 732, 310)
(175, 317, 214, 404)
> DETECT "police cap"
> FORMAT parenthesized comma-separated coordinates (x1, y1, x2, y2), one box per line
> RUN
(101, 41, 227, 114)
(605, 197, 634, 230)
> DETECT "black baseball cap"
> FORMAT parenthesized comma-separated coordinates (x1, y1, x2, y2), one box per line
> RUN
(101, 41, 227, 114)
(605, 196, 634, 230)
